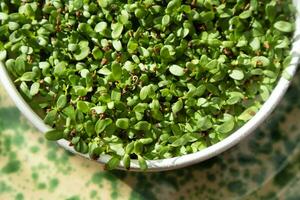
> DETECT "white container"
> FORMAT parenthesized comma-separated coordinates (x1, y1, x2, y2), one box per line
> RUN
(1, 1, 300, 171)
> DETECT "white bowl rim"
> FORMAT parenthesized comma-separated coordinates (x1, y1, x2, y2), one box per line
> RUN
(1, 1, 300, 172)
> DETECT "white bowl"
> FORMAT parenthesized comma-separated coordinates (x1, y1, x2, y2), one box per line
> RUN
(1, 1, 300, 172)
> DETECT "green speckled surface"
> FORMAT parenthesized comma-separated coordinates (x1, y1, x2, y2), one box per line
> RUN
(1, 69, 300, 200)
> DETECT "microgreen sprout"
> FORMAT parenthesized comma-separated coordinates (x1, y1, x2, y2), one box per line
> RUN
(0, 0, 295, 170)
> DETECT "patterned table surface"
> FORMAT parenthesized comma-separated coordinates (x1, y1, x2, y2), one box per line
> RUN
(1, 68, 300, 200)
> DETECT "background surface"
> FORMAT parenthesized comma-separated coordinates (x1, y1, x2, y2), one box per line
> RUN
(1, 70, 300, 200)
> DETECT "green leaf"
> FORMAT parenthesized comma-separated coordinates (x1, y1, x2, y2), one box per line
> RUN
(29, 82, 40, 96)
(15, 57, 25, 75)
(133, 103, 148, 113)
(89, 143, 102, 157)
(134, 141, 143, 154)
(107, 101, 115, 109)
(177, 27, 189, 38)
(92, 47, 103, 60)
(78, 23, 94, 35)
(186, 84, 206, 98)
(216, 117, 235, 134)
(20, 72, 36, 82)
(171, 137, 188, 147)
(44, 110, 57, 126)
(162, 15, 171, 26)
(95, 118, 112, 134)
(73, 0, 83, 9)
(98, 67, 111, 76)
(138, 47, 150, 57)
(0, 12, 8, 21)
(250, 37, 260, 51)
(0, 50, 7, 61)
(95, 22, 107, 32)
(169, 65, 185, 76)
(252, 56, 270, 67)
(80, 69, 89, 78)
(97, 0, 109, 8)
(229, 69, 244, 80)
(266, 2, 276, 22)
(149, 99, 160, 110)
(205, 60, 218, 69)
(166, 0, 181, 14)
(122, 154, 131, 170)
(106, 156, 121, 170)
(110, 143, 125, 156)
(139, 138, 153, 145)
(138, 155, 148, 171)
(45, 129, 64, 141)
(20, 46, 33, 54)
(274, 21, 293, 33)
(140, 85, 150, 100)
(112, 40, 122, 51)
(238, 106, 259, 121)
(75, 140, 89, 154)
(71, 136, 81, 145)
(62, 106, 76, 121)
(282, 70, 292, 81)
(111, 89, 121, 101)
(283, 56, 292, 68)
(84, 121, 95, 137)
(111, 62, 122, 81)
(119, 10, 129, 24)
(112, 23, 123, 39)
(239, 10, 252, 19)
(127, 39, 138, 54)
(125, 142, 134, 154)
(116, 118, 129, 129)
(160, 45, 175, 60)
(91, 106, 107, 114)
(73, 86, 88, 96)
(57, 95, 67, 109)
(74, 46, 90, 61)
(54, 61, 67, 76)
(134, 121, 151, 131)
(20, 82, 31, 99)
(172, 100, 183, 114)
(151, 110, 163, 121)
(226, 92, 243, 105)
(260, 85, 270, 101)
(77, 101, 90, 114)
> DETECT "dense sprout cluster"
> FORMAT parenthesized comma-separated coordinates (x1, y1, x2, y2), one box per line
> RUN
(0, 0, 295, 170)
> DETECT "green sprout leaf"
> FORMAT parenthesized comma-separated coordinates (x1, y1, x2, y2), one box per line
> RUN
(134, 121, 151, 131)
(45, 129, 64, 141)
(116, 118, 130, 129)
(57, 95, 67, 109)
(44, 110, 57, 126)
(0, 50, 7, 61)
(172, 100, 183, 114)
(122, 154, 131, 170)
(95, 118, 112, 134)
(274, 21, 294, 33)
(229, 69, 244, 81)
(106, 156, 121, 170)
(77, 101, 90, 113)
(29, 82, 40, 96)
(112, 23, 123, 39)
(138, 155, 148, 171)
(20, 72, 36, 82)
(169, 65, 185, 76)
